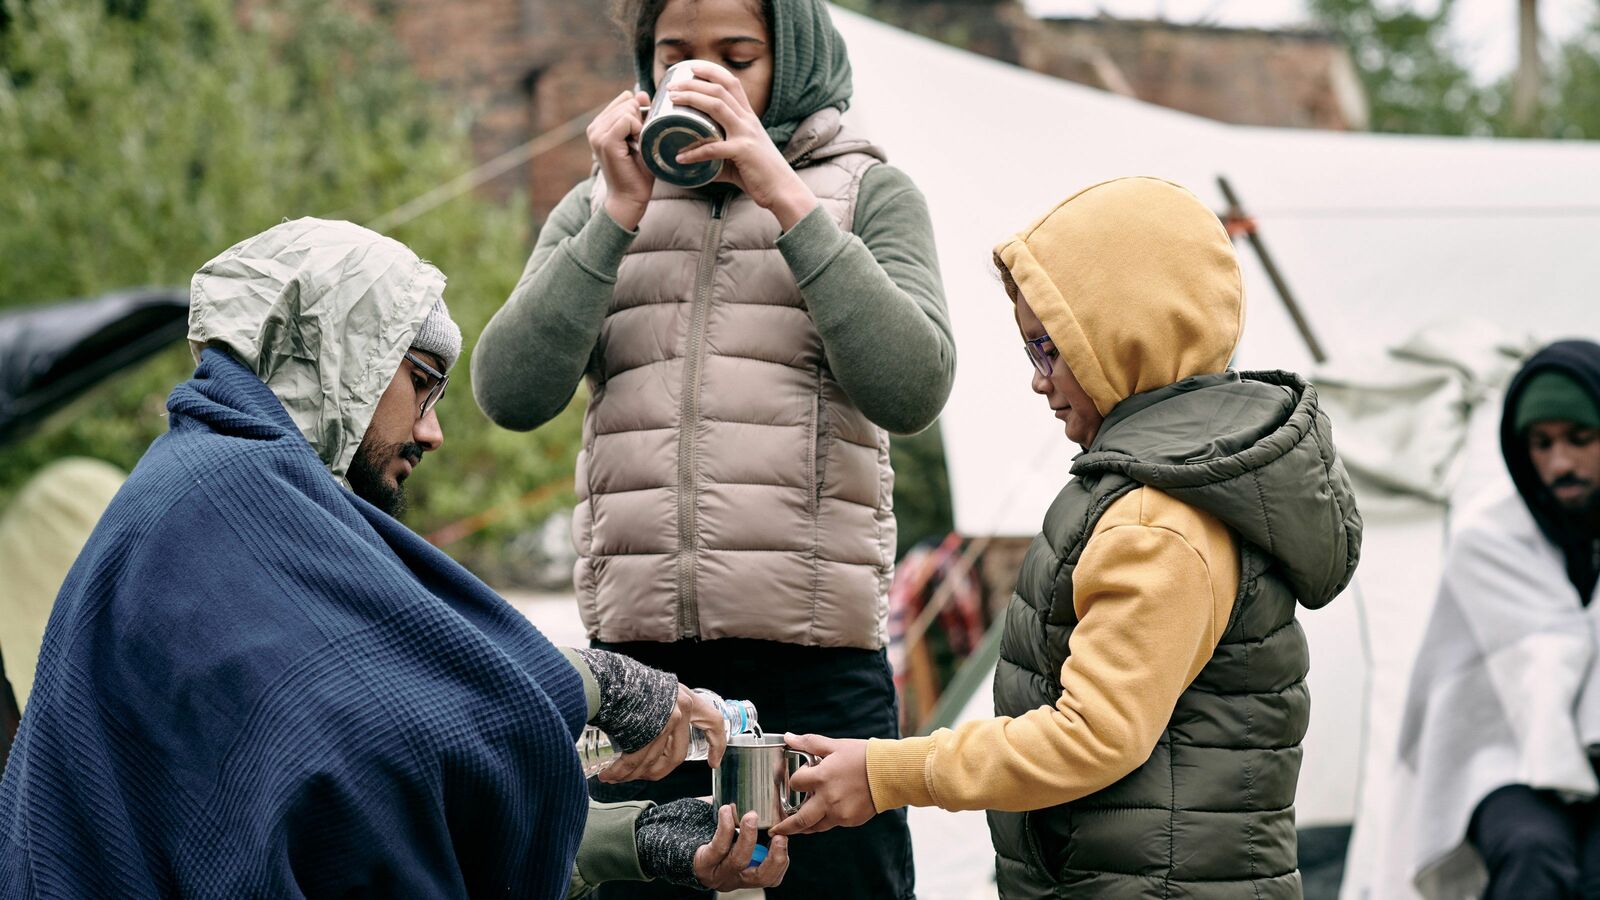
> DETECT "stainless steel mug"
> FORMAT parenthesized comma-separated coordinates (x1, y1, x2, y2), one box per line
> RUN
(639, 59, 729, 188)
(712, 735, 819, 829)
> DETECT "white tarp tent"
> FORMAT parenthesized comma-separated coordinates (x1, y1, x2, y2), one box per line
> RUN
(830, 6, 1600, 896)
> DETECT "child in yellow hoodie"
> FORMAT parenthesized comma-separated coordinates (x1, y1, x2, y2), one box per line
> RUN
(774, 176, 1362, 898)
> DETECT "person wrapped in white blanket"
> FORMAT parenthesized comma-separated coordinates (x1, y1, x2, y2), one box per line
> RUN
(1399, 339, 1600, 899)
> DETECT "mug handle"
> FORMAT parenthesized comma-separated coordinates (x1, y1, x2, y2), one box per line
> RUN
(783, 749, 820, 816)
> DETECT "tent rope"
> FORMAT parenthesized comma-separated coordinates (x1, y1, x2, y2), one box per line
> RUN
(367, 103, 602, 233)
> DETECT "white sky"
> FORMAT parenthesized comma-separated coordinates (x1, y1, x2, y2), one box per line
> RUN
(1022, 0, 1596, 83)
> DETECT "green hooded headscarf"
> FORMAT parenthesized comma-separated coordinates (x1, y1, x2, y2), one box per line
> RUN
(633, 0, 854, 149)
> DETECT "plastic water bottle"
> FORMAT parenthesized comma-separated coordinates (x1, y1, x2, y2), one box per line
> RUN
(576, 724, 619, 778)
(577, 688, 759, 777)
(687, 689, 760, 760)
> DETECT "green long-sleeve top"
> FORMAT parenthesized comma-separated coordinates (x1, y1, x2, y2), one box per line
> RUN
(471, 165, 954, 436)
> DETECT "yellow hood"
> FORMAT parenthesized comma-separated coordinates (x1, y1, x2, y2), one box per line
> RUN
(994, 176, 1243, 417)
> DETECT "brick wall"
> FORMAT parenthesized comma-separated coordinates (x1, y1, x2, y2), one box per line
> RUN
(365, 0, 1366, 227)
(519, 0, 636, 220)
(859, 0, 1033, 66)
(373, 0, 633, 222)
(1035, 18, 1368, 131)
(853, 1, 1367, 131)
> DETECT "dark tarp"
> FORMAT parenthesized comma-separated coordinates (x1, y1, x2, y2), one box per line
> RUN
(0, 287, 185, 768)
(0, 287, 188, 444)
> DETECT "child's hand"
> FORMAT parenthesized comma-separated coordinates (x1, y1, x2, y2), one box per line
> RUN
(770, 733, 876, 835)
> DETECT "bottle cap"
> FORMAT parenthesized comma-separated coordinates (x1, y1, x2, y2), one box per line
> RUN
(747, 843, 768, 867)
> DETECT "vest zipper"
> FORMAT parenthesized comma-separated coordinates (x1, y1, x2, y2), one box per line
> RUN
(675, 193, 726, 640)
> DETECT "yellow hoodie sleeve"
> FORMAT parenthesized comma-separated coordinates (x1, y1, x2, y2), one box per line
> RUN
(866, 487, 1238, 813)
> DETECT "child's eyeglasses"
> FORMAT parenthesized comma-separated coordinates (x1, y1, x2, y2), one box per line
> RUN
(1023, 334, 1055, 378)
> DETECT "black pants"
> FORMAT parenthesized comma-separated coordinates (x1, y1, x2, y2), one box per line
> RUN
(589, 638, 916, 900)
(1470, 783, 1600, 899)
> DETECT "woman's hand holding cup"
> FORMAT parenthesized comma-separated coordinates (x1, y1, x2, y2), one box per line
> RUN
(587, 89, 656, 231)
(667, 63, 820, 230)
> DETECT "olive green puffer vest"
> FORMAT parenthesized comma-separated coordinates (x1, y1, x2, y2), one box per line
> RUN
(989, 371, 1362, 899)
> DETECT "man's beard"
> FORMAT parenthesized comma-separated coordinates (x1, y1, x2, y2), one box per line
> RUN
(1547, 473, 1600, 515)
(347, 437, 424, 517)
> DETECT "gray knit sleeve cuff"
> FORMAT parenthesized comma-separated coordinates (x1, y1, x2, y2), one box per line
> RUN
(575, 648, 679, 753)
(636, 798, 718, 888)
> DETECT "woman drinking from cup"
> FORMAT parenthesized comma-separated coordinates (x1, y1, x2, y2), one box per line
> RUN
(472, 1, 952, 897)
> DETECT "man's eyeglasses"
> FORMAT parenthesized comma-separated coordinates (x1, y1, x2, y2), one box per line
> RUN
(405, 352, 449, 417)
(1023, 334, 1055, 378)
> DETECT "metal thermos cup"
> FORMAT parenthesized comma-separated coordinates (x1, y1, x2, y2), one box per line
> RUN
(712, 735, 819, 829)
(639, 60, 729, 188)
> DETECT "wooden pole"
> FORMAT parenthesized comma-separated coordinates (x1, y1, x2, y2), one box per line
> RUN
(1511, 0, 1542, 135)
(1216, 175, 1328, 365)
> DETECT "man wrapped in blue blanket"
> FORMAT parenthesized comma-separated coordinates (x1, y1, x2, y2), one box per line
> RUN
(0, 218, 788, 898)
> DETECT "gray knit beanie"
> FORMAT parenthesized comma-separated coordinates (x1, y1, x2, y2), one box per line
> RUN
(411, 297, 462, 371)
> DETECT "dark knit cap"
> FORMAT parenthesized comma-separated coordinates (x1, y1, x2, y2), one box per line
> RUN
(1514, 369, 1600, 433)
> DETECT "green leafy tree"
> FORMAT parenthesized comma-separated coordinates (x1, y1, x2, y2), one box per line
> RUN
(0, 0, 582, 567)
(1309, 0, 1500, 135)
(0, 0, 956, 578)
(1549, 6, 1600, 138)
(1310, 0, 1600, 140)
(890, 423, 955, 558)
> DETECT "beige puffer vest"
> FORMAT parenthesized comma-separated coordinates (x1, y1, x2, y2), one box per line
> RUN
(573, 108, 895, 650)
